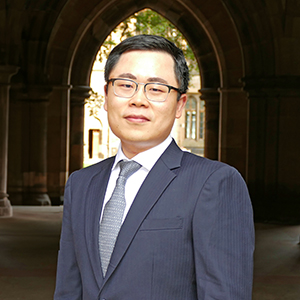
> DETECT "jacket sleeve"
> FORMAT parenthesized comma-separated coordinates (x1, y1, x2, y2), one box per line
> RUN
(193, 165, 255, 300)
(54, 173, 82, 300)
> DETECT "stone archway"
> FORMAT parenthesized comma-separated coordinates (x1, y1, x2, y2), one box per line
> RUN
(45, 0, 250, 187)
(3, 0, 300, 220)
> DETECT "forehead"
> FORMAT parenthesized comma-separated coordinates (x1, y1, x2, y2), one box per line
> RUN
(111, 50, 177, 82)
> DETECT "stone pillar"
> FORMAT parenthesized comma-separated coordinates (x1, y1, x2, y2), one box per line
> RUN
(8, 88, 26, 205)
(47, 85, 71, 205)
(218, 87, 249, 178)
(70, 86, 91, 174)
(243, 76, 300, 221)
(0, 66, 19, 217)
(199, 88, 220, 160)
(22, 86, 52, 205)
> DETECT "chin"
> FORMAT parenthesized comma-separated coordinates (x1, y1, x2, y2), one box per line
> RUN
(123, 136, 148, 144)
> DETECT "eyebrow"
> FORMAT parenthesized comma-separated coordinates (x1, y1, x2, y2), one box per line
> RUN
(117, 73, 136, 80)
(117, 73, 168, 84)
(147, 77, 168, 84)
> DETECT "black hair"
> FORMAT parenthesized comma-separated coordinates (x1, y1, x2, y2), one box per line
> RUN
(104, 34, 189, 94)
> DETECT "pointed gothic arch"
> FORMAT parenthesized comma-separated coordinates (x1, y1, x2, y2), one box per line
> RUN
(45, 0, 249, 178)
(4, 0, 300, 221)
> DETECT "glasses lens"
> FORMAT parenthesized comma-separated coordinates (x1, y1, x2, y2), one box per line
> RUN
(113, 79, 136, 98)
(145, 83, 169, 102)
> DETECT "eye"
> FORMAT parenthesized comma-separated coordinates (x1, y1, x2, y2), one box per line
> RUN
(150, 87, 164, 93)
(116, 80, 135, 90)
(123, 84, 133, 89)
(147, 84, 167, 94)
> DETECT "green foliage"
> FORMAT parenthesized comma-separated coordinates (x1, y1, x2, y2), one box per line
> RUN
(85, 90, 104, 125)
(99, 9, 198, 73)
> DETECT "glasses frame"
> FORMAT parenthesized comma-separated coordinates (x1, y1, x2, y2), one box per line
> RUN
(107, 78, 181, 102)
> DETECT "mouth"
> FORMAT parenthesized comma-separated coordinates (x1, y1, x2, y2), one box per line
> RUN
(124, 114, 150, 123)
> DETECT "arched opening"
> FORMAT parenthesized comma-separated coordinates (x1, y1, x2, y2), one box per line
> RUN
(2, 0, 299, 222)
(43, 0, 248, 206)
(46, 1, 228, 176)
(83, 9, 204, 167)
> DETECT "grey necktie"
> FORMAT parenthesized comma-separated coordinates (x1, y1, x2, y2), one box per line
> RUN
(99, 160, 141, 276)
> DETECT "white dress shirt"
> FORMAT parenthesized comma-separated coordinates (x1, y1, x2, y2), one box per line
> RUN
(100, 136, 172, 223)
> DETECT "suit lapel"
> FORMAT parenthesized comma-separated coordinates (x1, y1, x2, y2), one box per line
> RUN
(101, 141, 183, 286)
(84, 158, 115, 286)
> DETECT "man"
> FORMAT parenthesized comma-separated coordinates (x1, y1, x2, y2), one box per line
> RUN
(54, 35, 254, 300)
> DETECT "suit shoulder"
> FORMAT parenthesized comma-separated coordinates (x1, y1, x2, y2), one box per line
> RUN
(181, 151, 239, 177)
(181, 151, 224, 169)
(69, 156, 115, 180)
(179, 152, 248, 197)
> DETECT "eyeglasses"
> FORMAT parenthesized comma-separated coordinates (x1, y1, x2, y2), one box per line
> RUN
(107, 78, 180, 102)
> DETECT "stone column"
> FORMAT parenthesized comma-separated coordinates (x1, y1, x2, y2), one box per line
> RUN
(0, 66, 19, 217)
(47, 85, 71, 205)
(218, 87, 249, 178)
(22, 86, 52, 205)
(199, 88, 220, 160)
(7, 88, 23, 205)
(242, 76, 300, 221)
(69, 86, 91, 174)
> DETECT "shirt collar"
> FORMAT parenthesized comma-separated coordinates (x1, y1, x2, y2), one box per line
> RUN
(113, 136, 173, 172)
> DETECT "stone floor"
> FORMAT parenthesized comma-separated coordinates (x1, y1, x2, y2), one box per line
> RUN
(0, 206, 300, 300)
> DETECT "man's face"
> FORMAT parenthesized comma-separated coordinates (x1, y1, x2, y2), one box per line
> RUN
(104, 50, 187, 158)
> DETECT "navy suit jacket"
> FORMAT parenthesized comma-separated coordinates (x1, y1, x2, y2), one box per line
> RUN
(54, 140, 254, 300)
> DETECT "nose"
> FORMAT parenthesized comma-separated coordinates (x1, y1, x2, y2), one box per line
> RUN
(129, 84, 149, 107)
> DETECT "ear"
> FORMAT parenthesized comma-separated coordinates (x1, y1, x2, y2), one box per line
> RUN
(104, 84, 108, 111)
(175, 94, 187, 119)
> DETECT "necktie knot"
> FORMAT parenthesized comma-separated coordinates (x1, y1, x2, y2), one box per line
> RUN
(118, 160, 141, 181)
